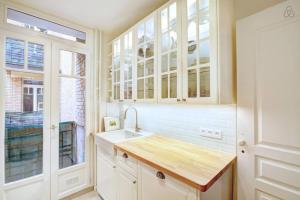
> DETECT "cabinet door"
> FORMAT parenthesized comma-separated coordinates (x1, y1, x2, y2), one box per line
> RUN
(98, 157, 117, 200)
(139, 164, 197, 200)
(182, 0, 218, 103)
(135, 14, 157, 102)
(112, 39, 121, 102)
(117, 167, 137, 200)
(122, 31, 135, 102)
(158, 0, 182, 103)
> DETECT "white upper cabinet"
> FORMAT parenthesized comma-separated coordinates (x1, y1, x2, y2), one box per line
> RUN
(110, 0, 235, 104)
(157, 0, 182, 103)
(182, 0, 218, 103)
(135, 14, 157, 102)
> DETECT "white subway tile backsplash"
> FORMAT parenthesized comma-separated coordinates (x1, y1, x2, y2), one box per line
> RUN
(106, 103, 237, 154)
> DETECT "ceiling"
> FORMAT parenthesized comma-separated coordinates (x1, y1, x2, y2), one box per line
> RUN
(11, 0, 168, 36)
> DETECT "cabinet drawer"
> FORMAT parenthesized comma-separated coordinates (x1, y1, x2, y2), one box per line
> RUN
(97, 140, 115, 163)
(117, 150, 137, 177)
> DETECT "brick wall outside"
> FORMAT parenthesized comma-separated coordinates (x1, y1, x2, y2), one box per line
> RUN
(5, 71, 22, 112)
(75, 54, 86, 127)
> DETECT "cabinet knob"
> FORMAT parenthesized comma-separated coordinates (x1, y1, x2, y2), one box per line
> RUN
(133, 181, 136, 184)
(122, 153, 128, 159)
(156, 171, 165, 180)
(113, 166, 116, 169)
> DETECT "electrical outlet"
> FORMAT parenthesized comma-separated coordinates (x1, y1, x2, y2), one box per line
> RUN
(199, 128, 222, 140)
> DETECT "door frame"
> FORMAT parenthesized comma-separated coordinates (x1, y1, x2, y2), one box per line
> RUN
(50, 42, 92, 200)
(0, 29, 52, 200)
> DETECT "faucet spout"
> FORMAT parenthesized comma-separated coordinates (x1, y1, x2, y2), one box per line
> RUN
(124, 106, 140, 132)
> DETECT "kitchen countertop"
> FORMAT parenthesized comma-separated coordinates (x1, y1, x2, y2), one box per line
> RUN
(115, 135, 236, 192)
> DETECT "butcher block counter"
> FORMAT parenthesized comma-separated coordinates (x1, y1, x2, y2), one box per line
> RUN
(114, 135, 236, 192)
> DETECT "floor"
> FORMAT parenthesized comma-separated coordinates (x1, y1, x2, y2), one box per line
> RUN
(73, 191, 101, 200)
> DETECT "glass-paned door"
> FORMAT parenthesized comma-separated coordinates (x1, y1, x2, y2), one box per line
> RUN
(50, 45, 90, 199)
(158, 1, 182, 102)
(183, 0, 217, 103)
(136, 15, 157, 101)
(0, 33, 51, 200)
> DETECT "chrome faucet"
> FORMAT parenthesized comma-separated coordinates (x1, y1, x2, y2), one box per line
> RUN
(124, 106, 140, 132)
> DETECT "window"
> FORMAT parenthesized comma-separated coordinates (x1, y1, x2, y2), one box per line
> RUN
(23, 80, 44, 112)
(5, 38, 45, 71)
(7, 8, 86, 44)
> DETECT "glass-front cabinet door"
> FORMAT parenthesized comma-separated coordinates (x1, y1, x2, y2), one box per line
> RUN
(135, 14, 157, 102)
(122, 31, 134, 102)
(112, 39, 121, 101)
(158, 0, 182, 103)
(182, 0, 218, 103)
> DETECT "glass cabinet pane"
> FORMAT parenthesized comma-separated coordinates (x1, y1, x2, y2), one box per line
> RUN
(145, 59, 154, 76)
(145, 42, 154, 58)
(137, 46, 145, 61)
(187, 0, 197, 19)
(188, 69, 197, 98)
(169, 51, 177, 71)
(169, 3, 177, 28)
(161, 54, 168, 73)
(170, 30, 177, 49)
(200, 67, 210, 97)
(188, 20, 197, 43)
(145, 19, 154, 41)
(137, 79, 144, 99)
(161, 8, 168, 33)
(199, 39, 210, 64)
(128, 81, 133, 99)
(161, 75, 168, 99)
(145, 77, 154, 99)
(162, 33, 169, 52)
(188, 44, 197, 67)
(170, 73, 177, 98)
(137, 62, 144, 77)
(137, 24, 145, 44)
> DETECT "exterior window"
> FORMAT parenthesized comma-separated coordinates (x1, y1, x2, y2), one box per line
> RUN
(7, 8, 86, 44)
(23, 80, 44, 112)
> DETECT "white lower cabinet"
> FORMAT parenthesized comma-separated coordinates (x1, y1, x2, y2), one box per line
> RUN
(98, 157, 117, 200)
(138, 163, 199, 200)
(117, 167, 138, 200)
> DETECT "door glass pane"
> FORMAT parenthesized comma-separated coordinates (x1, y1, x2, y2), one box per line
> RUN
(161, 8, 168, 33)
(145, 77, 154, 99)
(145, 59, 154, 76)
(170, 73, 177, 98)
(161, 54, 168, 73)
(199, 39, 210, 64)
(169, 51, 177, 71)
(188, 44, 197, 67)
(200, 67, 210, 97)
(137, 79, 144, 99)
(5, 38, 25, 69)
(28, 42, 44, 71)
(59, 51, 86, 169)
(188, 69, 197, 98)
(5, 70, 43, 183)
(161, 74, 168, 99)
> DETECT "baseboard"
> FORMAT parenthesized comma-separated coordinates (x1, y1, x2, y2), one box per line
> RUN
(60, 187, 94, 200)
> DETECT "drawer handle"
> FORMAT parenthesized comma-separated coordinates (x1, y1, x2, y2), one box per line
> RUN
(122, 153, 128, 159)
(156, 171, 165, 180)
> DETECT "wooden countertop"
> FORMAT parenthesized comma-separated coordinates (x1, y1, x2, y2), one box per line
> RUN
(115, 135, 236, 192)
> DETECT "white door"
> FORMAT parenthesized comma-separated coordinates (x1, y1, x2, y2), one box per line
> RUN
(0, 31, 51, 200)
(50, 44, 91, 199)
(237, 1, 300, 199)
